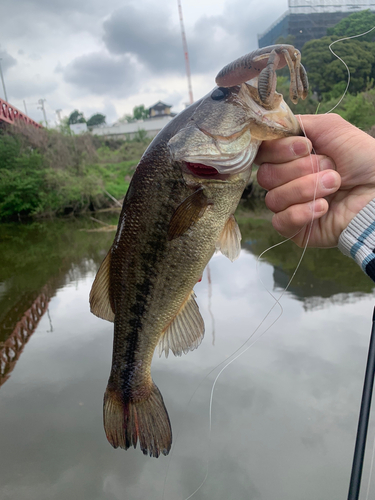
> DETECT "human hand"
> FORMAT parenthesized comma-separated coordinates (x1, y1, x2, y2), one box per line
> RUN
(255, 114, 375, 248)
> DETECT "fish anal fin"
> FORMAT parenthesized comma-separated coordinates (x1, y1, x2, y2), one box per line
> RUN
(158, 291, 205, 358)
(168, 187, 210, 240)
(216, 214, 242, 262)
(89, 250, 115, 322)
(103, 383, 172, 458)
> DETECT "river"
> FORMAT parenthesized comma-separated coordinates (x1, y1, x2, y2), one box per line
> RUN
(0, 213, 374, 500)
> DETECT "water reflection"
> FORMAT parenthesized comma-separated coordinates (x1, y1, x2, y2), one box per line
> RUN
(0, 216, 375, 500)
(0, 218, 115, 388)
(0, 285, 51, 386)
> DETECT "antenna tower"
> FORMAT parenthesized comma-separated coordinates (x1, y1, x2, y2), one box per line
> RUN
(177, 0, 194, 104)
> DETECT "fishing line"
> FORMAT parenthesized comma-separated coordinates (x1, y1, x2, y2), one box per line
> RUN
(327, 24, 375, 500)
(175, 120, 319, 500)
(167, 26, 375, 500)
(325, 25, 375, 115)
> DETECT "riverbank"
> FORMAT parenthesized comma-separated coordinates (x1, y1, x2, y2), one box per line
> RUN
(0, 123, 151, 221)
(0, 122, 272, 222)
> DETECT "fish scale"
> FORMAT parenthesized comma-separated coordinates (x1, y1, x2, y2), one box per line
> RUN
(90, 45, 308, 457)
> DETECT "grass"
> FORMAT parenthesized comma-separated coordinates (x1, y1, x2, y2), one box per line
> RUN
(0, 123, 151, 220)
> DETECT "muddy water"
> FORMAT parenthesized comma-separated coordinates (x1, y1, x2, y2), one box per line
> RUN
(0, 215, 374, 500)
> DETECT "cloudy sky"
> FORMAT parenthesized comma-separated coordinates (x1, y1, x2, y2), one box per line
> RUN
(1, 0, 288, 126)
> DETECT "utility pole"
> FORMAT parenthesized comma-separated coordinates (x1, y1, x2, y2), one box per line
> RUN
(23, 100, 28, 115)
(38, 99, 48, 126)
(55, 109, 62, 123)
(0, 59, 8, 102)
(177, 0, 194, 105)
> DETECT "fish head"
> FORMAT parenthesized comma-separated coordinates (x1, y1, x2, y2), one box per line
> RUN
(168, 82, 301, 177)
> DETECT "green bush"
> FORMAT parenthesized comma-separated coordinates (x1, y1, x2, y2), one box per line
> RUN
(0, 124, 150, 221)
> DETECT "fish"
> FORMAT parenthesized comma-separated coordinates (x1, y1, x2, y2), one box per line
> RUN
(89, 47, 307, 458)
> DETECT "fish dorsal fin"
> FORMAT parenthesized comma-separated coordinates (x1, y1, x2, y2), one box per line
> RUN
(89, 250, 115, 322)
(168, 187, 209, 240)
(215, 214, 242, 262)
(158, 291, 205, 358)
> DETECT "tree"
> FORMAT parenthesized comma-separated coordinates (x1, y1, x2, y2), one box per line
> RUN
(119, 104, 149, 123)
(87, 113, 106, 127)
(68, 110, 86, 125)
(302, 36, 375, 98)
(276, 76, 319, 115)
(327, 10, 375, 42)
(132, 105, 149, 120)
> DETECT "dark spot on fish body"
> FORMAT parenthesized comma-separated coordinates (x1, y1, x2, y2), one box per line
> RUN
(136, 277, 153, 295)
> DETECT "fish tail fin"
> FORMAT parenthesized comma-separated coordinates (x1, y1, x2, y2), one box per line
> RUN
(103, 383, 172, 458)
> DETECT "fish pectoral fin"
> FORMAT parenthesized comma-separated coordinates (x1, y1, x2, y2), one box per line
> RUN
(168, 187, 210, 240)
(215, 214, 242, 262)
(89, 250, 115, 322)
(158, 291, 205, 358)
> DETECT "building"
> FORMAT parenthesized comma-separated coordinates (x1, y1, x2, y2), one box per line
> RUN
(149, 101, 176, 118)
(91, 116, 175, 140)
(91, 101, 177, 140)
(69, 123, 88, 135)
(258, 0, 375, 50)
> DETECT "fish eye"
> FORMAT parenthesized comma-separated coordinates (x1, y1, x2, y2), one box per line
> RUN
(211, 87, 229, 100)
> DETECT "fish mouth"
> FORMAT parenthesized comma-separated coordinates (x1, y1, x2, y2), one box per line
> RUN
(182, 161, 228, 179)
(242, 85, 301, 136)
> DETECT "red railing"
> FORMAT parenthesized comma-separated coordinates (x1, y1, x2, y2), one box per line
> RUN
(0, 288, 51, 387)
(0, 97, 42, 128)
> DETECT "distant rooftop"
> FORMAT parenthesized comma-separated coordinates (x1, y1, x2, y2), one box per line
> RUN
(149, 101, 176, 118)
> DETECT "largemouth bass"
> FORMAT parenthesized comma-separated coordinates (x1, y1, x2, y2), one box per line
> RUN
(90, 46, 307, 458)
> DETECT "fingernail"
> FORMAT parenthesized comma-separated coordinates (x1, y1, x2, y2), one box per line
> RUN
(319, 157, 336, 171)
(309, 199, 325, 213)
(291, 141, 308, 157)
(321, 171, 337, 189)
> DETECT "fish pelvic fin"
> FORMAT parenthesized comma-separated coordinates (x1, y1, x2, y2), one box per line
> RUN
(215, 214, 242, 262)
(103, 383, 172, 458)
(158, 291, 205, 358)
(89, 250, 115, 322)
(168, 187, 210, 240)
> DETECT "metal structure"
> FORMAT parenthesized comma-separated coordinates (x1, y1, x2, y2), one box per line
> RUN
(0, 97, 42, 128)
(258, 0, 375, 49)
(177, 0, 194, 105)
(0, 287, 51, 387)
(289, 0, 375, 13)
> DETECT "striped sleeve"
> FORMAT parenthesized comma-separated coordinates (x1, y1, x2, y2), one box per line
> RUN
(338, 199, 375, 281)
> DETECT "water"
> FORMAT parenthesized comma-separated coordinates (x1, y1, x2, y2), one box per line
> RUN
(1, 215, 374, 500)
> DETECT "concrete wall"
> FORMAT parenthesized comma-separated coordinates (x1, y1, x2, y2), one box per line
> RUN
(91, 116, 174, 140)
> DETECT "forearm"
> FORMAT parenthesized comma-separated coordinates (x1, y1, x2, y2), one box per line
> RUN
(338, 199, 375, 281)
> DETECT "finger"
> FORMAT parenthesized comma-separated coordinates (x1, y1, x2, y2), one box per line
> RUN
(258, 155, 336, 190)
(271, 198, 329, 240)
(265, 170, 341, 213)
(255, 136, 312, 165)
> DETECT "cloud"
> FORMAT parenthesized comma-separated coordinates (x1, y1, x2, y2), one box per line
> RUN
(63, 51, 140, 97)
(102, 4, 236, 76)
(103, 5, 183, 74)
(8, 78, 59, 100)
(0, 49, 17, 73)
(101, 0, 287, 81)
